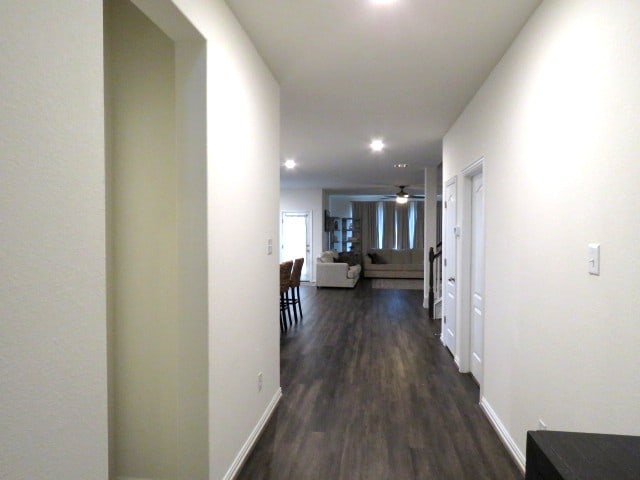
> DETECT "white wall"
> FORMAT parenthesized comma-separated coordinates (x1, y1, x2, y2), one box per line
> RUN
(423, 167, 439, 300)
(0, 2, 108, 479)
(443, 0, 640, 467)
(167, 1, 282, 478)
(2, 0, 279, 478)
(281, 189, 324, 282)
(174, 34, 209, 480)
(423, 167, 439, 251)
(329, 196, 353, 218)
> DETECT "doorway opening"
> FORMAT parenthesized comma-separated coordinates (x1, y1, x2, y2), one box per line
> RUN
(281, 211, 312, 282)
(105, 1, 207, 478)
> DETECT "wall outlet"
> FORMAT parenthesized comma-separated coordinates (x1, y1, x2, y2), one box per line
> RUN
(257, 372, 263, 392)
(538, 419, 547, 430)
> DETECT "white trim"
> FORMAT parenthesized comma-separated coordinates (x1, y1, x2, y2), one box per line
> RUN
(423, 296, 429, 309)
(479, 396, 526, 474)
(223, 388, 283, 480)
(281, 210, 313, 282)
(457, 158, 484, 379)
(461, 156, 485, 176)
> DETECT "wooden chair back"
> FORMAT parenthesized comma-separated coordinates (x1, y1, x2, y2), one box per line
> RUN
(289, 258, 304, 288)
(280, 261, 293, 294)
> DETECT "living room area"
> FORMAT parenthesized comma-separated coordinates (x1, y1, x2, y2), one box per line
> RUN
(280, 171, 442, 307)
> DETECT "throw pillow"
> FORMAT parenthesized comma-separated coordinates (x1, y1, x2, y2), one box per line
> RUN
(367, 252, 385, 264)
(319, 251, 334, 263)
(338, 252, 359, 266)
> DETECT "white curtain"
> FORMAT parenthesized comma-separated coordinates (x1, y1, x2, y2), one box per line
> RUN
(352, 201, 379, 253)
(396, 203, 410, 249)
(413, 202, 424, 249)
(382, 202, 396, 249)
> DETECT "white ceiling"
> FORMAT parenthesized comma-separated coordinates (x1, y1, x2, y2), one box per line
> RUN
(226, 0, 541, 196)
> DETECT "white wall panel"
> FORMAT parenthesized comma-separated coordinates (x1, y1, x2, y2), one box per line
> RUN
(0, 2, 108, 478)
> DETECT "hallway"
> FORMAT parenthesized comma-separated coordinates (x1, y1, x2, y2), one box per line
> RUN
(238, 281, 521, 479)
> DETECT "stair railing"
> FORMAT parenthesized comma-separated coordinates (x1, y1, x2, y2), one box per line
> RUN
(428, 242, 442, 319)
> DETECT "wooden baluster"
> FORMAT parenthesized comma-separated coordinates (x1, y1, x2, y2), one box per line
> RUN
(428, 247, 435, 319)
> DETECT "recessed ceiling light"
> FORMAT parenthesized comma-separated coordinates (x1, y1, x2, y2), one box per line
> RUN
(394, 163, 408, 168)
(284, 159, 296, 169)
(369, 139, 385, 153)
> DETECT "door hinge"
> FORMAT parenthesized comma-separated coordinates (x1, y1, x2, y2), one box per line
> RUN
(444, 258, 447, 267)
(444, 201, 447, 209)
(443, 315, 446, 324)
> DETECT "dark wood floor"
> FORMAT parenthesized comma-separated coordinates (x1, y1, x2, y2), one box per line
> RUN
(238, 280, 521, 479)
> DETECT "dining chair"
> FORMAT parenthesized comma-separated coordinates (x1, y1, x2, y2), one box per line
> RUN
(279, 260, 294, 332)
(288, 258, 304, 323)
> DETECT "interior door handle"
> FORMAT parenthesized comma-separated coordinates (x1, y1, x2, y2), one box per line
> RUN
(448, 277, 455, 283)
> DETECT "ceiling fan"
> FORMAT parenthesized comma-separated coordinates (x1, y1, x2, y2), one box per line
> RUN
(383, 185, 425, 204)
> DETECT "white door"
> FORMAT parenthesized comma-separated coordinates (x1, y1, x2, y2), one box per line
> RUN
(443, 180, 457, 354)
(470, 173, 485, 385)
(281, 212, 311, 281)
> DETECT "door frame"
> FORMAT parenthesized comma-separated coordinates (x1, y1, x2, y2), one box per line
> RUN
(458, 157, 485, 386)
(280, 210, 313, 282)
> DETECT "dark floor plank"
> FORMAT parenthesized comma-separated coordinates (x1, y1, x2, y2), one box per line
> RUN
(237, 280, 521, 479)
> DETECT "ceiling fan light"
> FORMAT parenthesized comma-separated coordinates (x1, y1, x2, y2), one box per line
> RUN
(396, 195, 408, 204)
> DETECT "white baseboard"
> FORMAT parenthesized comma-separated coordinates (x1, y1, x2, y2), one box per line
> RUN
(479, 396, 526, 473)
(223, 387, 282, 480)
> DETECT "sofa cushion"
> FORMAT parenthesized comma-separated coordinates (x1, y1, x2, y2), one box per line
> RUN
(411, 249, 424, 264)
(366, 248, 424, 266)
(376, 250, 394, 264)
(391, 249, 411, 264)
(366, 263, 423, 272)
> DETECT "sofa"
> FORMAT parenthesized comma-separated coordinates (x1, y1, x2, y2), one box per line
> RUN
(364, 248, 424, 279)
(316, 251, 361, 288)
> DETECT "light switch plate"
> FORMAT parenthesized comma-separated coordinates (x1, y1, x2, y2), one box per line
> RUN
(588, 243, 600, 275)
